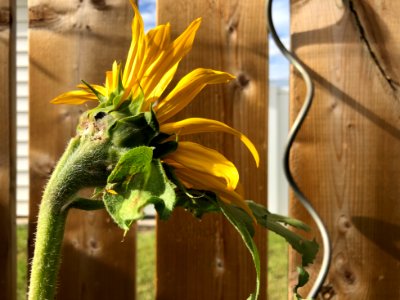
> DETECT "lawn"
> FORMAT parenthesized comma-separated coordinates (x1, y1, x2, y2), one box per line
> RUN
(17, 226, 288, 299)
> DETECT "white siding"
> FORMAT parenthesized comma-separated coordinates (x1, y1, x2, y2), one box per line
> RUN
(16, 0, 29, 217)
(268, 85, 289, 215)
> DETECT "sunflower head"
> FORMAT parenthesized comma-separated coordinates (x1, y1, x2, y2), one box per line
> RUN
(47, 3, 320, 298)
(51, 1, 259, 229)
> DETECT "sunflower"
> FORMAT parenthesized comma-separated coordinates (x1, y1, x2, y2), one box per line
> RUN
(50, 1, 259, 216)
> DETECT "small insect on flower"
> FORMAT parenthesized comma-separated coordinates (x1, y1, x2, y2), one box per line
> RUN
(106, 189, 118, 195)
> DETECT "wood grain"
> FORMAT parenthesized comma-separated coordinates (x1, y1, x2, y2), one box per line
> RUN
(156, 1, 268, 299)
(0, 0, 16, 299)
(28, 1, 136, 299)
(290, 1, 400, 299)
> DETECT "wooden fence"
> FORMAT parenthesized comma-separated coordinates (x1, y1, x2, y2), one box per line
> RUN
(0, 0, 16, 299)
(0, 0, 399, 299)
(289, 1, 400, 299)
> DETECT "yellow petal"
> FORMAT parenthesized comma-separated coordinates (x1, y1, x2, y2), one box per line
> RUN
(141, 18, 202, 103)
(105, 71, 113, 94)
(155, 68, 235, 123)
(160, 118, 260, 167)
(142, 63, 179, 109)
(50, 90, 98, 105)
(111, 61, 121, 92)
(145, 23, 171, 60)
(165, 141, 239, 190)
(105, 61, 123, 98)
(173, 167, 253, 218)
(122, 1, 146, 94)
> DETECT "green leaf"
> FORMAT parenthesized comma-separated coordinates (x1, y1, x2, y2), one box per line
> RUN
(107, 146, 153, 183)
(103, 154, 177, 233)
(246, 200, 319, 297)
(218, 201, 260, 300)
(150, 160, 177, 220)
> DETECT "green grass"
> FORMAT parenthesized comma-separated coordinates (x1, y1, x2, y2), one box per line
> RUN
(268, 231, 288, 299)
(17, 224, 28, 300)
(17, 225, 288, 299)
(136, 229, 156, 300)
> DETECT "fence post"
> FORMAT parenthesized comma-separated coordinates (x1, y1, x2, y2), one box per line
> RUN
(290, 1, 400, 298)
(0, 0, 16, 299)
(28, 1, 136, 299)
(156, 1, 268, 299)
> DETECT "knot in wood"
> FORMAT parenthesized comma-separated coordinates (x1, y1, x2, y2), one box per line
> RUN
(338, 215, 352, 233)
(319, 284, 336, 299)
(29, 5, 58, 28)
(215, 257, 225, 274)
(90, 0, 110, 11)
(237, 73, 250, 89)
(0, 7, 10, 28)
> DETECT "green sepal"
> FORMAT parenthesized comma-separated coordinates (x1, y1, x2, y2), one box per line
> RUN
(246, 201, 319, 297)
(150, 132, 172, 145)
(116, 90, 144, 117)
(111, 89, 126, 108)
(108, 110, 159, 148)
(81, 80, 107, 103)
(128, 89, 145, 115)
(153, 141, 178, 159)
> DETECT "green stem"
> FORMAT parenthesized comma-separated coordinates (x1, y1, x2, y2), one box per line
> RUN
(28, 137, 110, 300)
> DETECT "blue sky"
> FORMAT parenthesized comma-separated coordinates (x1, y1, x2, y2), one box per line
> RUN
(138, 0, 289, 87)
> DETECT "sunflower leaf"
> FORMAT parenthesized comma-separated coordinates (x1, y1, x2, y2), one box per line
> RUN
(246, 200, 319, 297)
(108, 146, 153, 183)
(218, 201, 260, 300)
(104, 149, 177, 232)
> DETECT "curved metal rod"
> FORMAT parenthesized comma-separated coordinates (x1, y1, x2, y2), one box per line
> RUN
(266, 0, 331, 298)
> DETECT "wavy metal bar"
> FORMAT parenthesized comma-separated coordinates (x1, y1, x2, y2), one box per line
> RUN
(266, 0, 332, 298)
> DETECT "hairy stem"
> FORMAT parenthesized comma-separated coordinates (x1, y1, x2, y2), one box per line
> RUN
(28, 136, 110, 300)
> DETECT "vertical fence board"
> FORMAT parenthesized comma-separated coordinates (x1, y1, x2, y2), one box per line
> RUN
(156, 1, 268, 299)
(28, 1, 136, 299)
(290, 1, 400, 298)
(0, 0, 16, 299)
